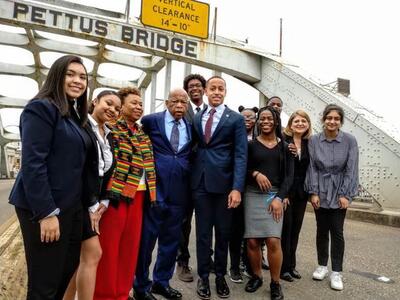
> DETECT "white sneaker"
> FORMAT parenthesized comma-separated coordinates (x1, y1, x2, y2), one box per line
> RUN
(312, 265, 329, 280)
(330, 272, 344, 290)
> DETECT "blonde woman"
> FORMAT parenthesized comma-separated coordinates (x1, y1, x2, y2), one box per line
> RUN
(280, 110, 312, 282)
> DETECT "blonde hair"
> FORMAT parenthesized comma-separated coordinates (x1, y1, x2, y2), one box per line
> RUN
(284, 109, 312, 139)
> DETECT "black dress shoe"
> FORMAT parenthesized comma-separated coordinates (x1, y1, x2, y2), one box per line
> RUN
(270, 281, 284, 300)
(215, 276, 230, 298)
(280, 272, 294, 282)
(197, 278, 211, 299)
(290, 269, 301, 279)
(245, 275, 263, 293)
(134, 290, 158, 300)
(151, 283, 182, 299)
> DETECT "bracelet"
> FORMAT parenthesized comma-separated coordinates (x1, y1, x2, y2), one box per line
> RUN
(254, 172, 260, 179)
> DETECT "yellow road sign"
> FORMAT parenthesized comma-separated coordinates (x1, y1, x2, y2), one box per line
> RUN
(141, 0, 209, 39)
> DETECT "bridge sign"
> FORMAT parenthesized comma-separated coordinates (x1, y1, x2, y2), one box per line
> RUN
(141, 0, 209, 39)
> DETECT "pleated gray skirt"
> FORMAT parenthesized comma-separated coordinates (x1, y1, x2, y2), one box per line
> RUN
(244, 185, 283, 239)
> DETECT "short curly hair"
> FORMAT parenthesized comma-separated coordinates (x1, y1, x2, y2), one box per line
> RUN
(183, 74, 206, 92)
(117, 87, 141, 104)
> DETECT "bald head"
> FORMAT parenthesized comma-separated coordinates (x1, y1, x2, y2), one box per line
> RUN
(166, 88, 189, 120)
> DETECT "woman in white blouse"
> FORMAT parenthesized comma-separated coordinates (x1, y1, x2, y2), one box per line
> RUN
(64, 90, 121, 300)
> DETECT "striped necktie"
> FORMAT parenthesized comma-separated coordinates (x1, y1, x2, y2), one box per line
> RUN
(170, 120, 180, 152)
(204, 108, 216, 143)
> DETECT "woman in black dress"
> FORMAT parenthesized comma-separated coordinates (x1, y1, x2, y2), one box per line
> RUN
(244, 106, 293, 300)
(280, 110, 312, 282)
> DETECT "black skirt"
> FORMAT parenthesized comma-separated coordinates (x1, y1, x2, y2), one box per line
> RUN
(82, 210, 98, 241)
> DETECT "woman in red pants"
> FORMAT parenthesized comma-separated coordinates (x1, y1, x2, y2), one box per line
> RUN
(94, 87, 157, 300)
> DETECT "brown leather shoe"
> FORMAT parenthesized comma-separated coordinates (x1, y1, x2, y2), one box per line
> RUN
(177, 263, 194, 282)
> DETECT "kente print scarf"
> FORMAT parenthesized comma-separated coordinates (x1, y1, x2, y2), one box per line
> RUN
(106, 118, 156, 204)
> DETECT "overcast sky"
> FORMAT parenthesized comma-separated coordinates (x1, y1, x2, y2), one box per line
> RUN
(1, 0, 399, 130)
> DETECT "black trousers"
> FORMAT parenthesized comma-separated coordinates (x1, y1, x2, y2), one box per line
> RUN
(228, 203, 245, 272)
(281, 196, 308, 273)
(193, 181, 233, 279)
(176, 199, 194, 265)
(314, 208, 347, 272)
(16, 205, 82, 300)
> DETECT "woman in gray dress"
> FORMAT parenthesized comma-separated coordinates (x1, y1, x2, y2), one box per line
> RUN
(244, 106, 294, 300)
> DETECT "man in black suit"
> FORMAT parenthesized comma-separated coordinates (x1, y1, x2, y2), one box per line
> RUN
(176, 74, 207, 283)
(191, 76, 247, 299)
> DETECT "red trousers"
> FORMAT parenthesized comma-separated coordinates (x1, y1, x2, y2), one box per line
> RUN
(94, 192, 145, 300)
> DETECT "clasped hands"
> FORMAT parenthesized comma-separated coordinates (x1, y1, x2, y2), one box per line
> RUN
(253, 170, 283, 222)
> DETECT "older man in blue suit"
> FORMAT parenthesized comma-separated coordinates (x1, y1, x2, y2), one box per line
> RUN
(192, 76, 247, 299)
(134, 88, 191, 300)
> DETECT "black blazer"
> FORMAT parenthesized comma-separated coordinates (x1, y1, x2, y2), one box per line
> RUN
(9, 99, 87, 221)
(284, 135, 310, 200)
(141, 111, 192, 206)
(82, 123, 116, 208)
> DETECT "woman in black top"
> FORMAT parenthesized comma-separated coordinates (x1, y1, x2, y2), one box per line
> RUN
(243, 106, 294, 300)
(280, 110, 312, 282)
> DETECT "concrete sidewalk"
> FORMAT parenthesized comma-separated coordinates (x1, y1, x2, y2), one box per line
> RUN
(165, 212, 400, 300)
(1, 211, 399, 299)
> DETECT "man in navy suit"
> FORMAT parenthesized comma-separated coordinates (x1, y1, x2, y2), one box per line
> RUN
(134, 88, 192, 300)
(192, 76, 247, 299)
(176, 73, 208, 282)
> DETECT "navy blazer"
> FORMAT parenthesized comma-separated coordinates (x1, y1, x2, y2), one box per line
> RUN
(191, 106, 247, 193)
(141, 111, 192, 206)
(9, 99, 87, 221)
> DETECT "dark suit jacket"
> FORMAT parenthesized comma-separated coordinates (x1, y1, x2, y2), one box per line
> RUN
(284, 135, 310, 200)
(191, 105, 247, 193)
(82, 125, 116, 208)
(185, 103, 207, 125)
(9, 99, 88, 221)
(141, 111, 192, 206)
(185, 105, 196, 124)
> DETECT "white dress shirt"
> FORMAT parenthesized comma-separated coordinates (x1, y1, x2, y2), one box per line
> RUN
(201, 104, 225, 137)
(88, 115, 113, 212)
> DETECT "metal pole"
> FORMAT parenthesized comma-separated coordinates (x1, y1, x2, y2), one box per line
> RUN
(279, 18, 283, 57)
(164, 60, 172, 100)
(150, 72, 157, 113)
(125, 0, 130, 23)
(140, 87, 146, 112)
(184, 63, 192, 78)
(213, 7, 217, 42)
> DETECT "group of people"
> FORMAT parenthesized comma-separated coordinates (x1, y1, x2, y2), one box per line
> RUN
(9, 54, 359, 300)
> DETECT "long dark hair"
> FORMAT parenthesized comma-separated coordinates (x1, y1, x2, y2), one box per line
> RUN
(257, 106, 286, 180)
(257, 106, 283, 141)
(33, 55, 88, 125)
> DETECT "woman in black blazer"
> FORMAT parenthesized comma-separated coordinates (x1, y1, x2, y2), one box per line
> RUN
(280, 110, 312, 282)
(63, 90, 121, 300)
(9, 55, 90, 299)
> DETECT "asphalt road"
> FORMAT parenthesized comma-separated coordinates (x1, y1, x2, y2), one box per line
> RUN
(0, 179, 14, 226)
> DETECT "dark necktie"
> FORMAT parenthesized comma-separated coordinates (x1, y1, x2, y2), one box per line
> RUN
(204, 108, 216, 144)
(170, 120, 180, 152)
(195, 106, 201, 114)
